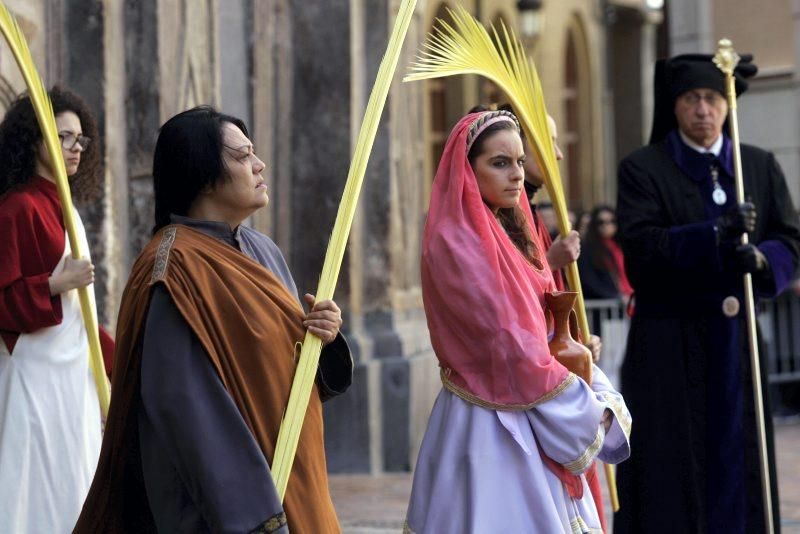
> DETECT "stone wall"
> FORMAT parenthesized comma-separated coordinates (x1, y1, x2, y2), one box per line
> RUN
(0, 0, 668, 476)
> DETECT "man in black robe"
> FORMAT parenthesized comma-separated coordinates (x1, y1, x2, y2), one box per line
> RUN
(614, 54, 800, 533)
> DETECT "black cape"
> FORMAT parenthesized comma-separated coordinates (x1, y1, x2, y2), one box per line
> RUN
(614, 135, 800, 533)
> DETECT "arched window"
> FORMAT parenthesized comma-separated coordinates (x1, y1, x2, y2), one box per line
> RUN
(564, 28, 581, 205)
(562, 17, 593, 209)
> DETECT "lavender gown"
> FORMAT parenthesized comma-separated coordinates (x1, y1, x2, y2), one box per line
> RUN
(405, 365, 630, 534)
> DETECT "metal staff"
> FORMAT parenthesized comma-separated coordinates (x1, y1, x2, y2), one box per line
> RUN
(0, 3, 110, 417)
(713, 38, 774, 534)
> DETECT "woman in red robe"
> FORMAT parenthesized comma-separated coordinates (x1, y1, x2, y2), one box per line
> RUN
(0, 86, 111, 533)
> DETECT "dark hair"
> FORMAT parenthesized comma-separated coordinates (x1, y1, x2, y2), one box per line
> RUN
(0, 85, 101, 201)
(466, 115, 540, 266)
(469, 103, 526, 140)
(152, 105, 249, 233)
(585, 204, 618, 271)
(468, 103, 515, 115)
(497, 103, 525, 140)
(496, 207, 541, 267)
(574, 209, 590, 235)
(467, 119, 518, 165)
(468, 104, 491, 114)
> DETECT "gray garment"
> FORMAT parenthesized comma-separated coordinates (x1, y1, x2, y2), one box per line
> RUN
(169, 214, 297, 295)
(138, 215, 352, 533)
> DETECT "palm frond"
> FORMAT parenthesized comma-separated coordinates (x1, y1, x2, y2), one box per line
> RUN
(403, 6, 622, 511)
(405, 6, 565, 212)
(0, 5, 63, 178)
(406, 1, 589, 342)
(270, 0, 418, 501)
(403, 5, 580, 326)
(0, 2, 110, 416)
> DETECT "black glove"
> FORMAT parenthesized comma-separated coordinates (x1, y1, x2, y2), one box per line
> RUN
(716, 202, 757, 242)
(734, 243, 770, 274)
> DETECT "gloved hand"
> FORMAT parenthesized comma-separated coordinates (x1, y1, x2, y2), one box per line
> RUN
(734, 243, 770, 274)
(716, 202, 757, 242)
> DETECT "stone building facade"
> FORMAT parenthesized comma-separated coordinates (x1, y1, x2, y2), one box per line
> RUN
(1, 0, 662, 474)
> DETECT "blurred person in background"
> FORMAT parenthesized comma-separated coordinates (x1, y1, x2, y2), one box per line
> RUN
(578, 205, 633, 303)
(537, 201, 560, 241)
(575, 210, 591, 238)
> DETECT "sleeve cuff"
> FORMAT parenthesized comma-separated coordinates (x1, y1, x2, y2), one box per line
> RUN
(596, 391, 632, 465)
(249, 511, 288, 533)
(563, 426, 605, 475)
(317, 333, 354, 401)
(8, 273, 63, 333)
(758, 239, 795, 297)
(31, 272, 63, 325)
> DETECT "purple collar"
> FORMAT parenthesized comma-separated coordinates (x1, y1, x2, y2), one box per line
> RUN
(665, 129, 734, 182)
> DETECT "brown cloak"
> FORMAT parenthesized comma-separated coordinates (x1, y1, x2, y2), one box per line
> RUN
(75, 225, 339, 533)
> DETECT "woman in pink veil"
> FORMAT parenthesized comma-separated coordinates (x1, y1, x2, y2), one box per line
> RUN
(404, 110, 631, 533)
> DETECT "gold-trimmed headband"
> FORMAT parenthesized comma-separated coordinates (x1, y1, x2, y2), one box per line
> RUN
(466, 110, 520, 153)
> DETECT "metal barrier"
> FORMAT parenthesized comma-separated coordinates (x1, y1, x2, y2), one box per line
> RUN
(584, 295, 800, 387)
(584, 299, 629, 389)
(760, 292, 800, 384)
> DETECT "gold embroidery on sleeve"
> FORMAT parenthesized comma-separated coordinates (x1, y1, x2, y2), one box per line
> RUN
(564, 426, 604, 474)
(599, 391, 632, 440)
(250, 511, 287, 533)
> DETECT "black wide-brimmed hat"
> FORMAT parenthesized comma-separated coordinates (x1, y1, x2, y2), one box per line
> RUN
(648, 53, 758, 144)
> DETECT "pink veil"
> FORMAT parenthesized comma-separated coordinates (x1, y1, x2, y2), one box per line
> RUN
(421, 112, 571, 408)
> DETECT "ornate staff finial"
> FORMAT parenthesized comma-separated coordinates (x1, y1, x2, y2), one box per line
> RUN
(714, 38, 741, 75)
(711, 35, 776, 534)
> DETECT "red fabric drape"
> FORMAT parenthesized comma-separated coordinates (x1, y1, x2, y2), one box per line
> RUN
(421, 112, 570, 408)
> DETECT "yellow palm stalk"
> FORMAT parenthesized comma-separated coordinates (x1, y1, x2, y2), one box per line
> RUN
(0, 2, 110, 418)
(403, 5, 619, 511)
(270, 0, 418, 500)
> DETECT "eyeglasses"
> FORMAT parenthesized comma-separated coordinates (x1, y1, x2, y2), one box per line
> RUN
(678, 91, 725, 108)
(598, 219, 617, 226)
(58, 131, 91, 151)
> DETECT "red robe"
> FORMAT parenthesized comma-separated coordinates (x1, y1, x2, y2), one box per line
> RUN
(0, 175, 114, 370)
